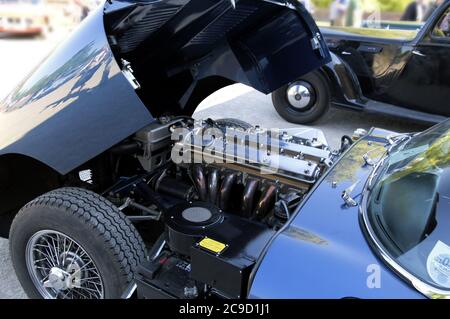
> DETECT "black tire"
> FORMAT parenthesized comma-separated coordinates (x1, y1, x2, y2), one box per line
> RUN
(272, 71, 330, 124)
(9, 187, 146, 299)
(215, 118, 253, 131)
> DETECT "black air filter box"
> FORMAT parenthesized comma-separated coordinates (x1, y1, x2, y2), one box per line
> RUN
(165, 202, 224, 256)
(189, 215, 274, 299)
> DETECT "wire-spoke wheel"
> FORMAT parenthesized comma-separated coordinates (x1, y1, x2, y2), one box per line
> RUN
(26, 230, 104, 299)
(10, 188, 146, 299)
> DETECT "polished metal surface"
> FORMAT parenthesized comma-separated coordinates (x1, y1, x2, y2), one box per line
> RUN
(286, 82, 313, 109)
(26, 230, 104, 299)
(177, 123, 332, 185)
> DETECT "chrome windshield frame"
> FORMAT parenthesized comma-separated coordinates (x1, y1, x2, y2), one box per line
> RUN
(360, 154, 450, 299)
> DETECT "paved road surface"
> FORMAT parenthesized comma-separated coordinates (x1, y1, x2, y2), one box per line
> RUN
(0, 36, 429, 299)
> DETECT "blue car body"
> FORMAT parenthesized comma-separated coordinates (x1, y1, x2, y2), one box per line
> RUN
(250, 128, 424, 299)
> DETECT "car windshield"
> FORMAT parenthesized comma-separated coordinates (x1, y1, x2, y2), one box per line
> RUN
(367, 120, 450, 292)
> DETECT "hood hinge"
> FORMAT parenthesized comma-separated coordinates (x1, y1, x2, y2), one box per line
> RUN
(121, 59, 141, 90)
(311, 33, 326, 58)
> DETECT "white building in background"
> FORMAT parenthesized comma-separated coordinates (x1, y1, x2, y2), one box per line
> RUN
(0, 0, 101, 37)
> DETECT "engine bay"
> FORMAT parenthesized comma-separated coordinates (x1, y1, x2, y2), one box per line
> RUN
(101, 116, 337, 299)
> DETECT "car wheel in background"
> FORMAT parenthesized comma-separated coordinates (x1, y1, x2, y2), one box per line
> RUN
(271, 71, 330, 124)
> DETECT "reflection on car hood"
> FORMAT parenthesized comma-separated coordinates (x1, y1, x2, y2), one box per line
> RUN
(0, 0, 330, 174)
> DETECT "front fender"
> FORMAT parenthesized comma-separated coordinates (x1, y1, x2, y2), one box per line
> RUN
(322, 52, 364, 105)
(0, 4, 154, 174)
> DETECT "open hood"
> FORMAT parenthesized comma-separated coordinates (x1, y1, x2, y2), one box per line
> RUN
(0, 0, 330, 174)
(104, 0, 330, 116)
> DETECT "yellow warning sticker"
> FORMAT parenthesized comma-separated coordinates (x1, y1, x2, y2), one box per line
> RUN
(198, 237, 227, 254)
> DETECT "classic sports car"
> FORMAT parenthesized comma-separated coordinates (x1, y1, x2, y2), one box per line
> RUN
(272, 1, 450, 125)
(0, 0, 448, 300)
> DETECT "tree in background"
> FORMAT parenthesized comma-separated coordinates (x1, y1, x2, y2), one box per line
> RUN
(312, 0, 412, 12)
(346, 0, 363, 26)
(377, 0, 415, 12)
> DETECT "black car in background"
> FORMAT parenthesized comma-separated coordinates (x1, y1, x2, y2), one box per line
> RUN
(272, 1, 450, 124)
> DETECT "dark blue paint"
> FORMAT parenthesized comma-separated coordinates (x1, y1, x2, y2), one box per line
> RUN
(0, 6, 155, 174)
(249, 128, 424, 298)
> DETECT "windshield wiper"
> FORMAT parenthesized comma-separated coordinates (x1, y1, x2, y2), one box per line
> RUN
(387, 134, 413, 154)
(362, 148, 380, 166)
(362, 133, 412, 166)
(387, 133, 409, 145)
(422, 193, 439, 239)
(367, 156, 388, 191)
(363, 134, 413, 183)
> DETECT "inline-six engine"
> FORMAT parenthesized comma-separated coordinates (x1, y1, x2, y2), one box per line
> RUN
(121, 117, 335, 299)
(134, 117, 333, 221)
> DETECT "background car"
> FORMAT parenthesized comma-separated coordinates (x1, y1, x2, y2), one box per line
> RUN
(272, 0, 450, 124)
